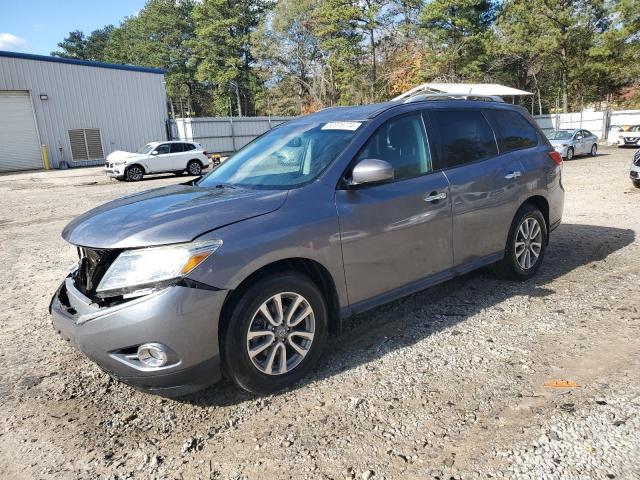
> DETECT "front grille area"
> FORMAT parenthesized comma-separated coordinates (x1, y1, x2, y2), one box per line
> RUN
(624, 137, 639, 144)
(633, 151, 640, 166)
(73, 247, 120, 297)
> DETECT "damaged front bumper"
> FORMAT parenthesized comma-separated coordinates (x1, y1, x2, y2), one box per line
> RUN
(50, 276, 226, 396)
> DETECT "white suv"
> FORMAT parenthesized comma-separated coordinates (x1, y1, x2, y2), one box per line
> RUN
(105, 141, 210, 181)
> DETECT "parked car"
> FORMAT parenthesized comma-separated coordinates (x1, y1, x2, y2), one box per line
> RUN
(546, 129, 598, 160)
(618, 125, 640, 147)
(104, 141, 210, 181)
(51, 98, 564, 396)
(631, 150, 640, 188)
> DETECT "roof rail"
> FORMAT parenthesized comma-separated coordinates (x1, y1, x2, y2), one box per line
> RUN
(402, 93, 505, 104)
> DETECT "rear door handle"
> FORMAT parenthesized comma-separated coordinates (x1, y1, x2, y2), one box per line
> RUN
(424, 191, 447, 203)
(504, 171, 522, 179)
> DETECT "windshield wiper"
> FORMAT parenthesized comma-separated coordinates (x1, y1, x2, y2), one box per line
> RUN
(215, 183, 236, 189)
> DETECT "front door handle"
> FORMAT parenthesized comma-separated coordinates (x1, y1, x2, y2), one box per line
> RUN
(504, 171, 522, 180)
(424, 191, 447, 203)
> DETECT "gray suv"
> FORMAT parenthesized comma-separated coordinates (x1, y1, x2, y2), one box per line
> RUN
(50, 98, 564, 396)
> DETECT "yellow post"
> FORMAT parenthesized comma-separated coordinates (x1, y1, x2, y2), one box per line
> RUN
(41, 144, 50, 170)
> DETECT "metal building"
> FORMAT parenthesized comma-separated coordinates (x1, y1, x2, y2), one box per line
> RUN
(0, 51, 167, 172)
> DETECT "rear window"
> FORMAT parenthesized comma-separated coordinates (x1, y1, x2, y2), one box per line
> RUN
(170, 143, 184, 153)
(430, 110, 498, 168)
(485, 109, 538, 152)
(184, 143, 196, 151)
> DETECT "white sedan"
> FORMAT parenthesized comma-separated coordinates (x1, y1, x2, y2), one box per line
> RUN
(105, 141, 211, 181)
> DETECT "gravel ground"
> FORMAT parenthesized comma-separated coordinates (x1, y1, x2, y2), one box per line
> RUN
(0, 147, 639, 480)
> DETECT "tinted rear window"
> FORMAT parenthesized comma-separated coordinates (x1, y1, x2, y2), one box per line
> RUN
(184, 143, 196, 151)
(430, 110, 498, 168)
(170, 143, 184, 153)
(485, 109, 538, 152)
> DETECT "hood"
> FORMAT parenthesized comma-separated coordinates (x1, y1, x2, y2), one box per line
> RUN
(106, 150, 144, 162)
(620, 131, 640, 138)
(62, 184, 288, 249)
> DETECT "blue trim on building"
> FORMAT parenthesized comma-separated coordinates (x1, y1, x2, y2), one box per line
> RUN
(0, 50, 165, 74)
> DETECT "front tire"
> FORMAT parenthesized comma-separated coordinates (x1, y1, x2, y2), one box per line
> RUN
(493, 204, 548, 281)
(566, 147, 574, 160)
(124, 164, 144, 182)
(633, 180, 640, 189)
(221, 273, 328, 394)
(187, 160, 203, 176)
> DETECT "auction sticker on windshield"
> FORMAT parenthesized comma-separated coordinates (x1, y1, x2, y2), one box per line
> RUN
(321, 121, 362, 131)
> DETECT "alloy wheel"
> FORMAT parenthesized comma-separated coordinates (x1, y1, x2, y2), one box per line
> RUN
(188, 162, 202, 175)
(246, 292, 315, 375)
(128, 166, 143, 181)
(514, 217, 542, 270)
(567, 148, 574, 160)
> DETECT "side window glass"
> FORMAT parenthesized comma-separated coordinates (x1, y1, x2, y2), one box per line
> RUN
(184, 143, 196, 151)
(155, 144, 171, 155)
(355, 113, 431, 181)
(170, 143, 184, 153)
(430, 110, 498, 168)
(485, 109, 538, 153)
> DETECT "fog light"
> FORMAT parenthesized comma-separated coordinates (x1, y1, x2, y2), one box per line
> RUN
(137, 343, 169, 367)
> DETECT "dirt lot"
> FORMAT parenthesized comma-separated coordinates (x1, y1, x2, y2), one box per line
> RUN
(0, 147, 639, 480)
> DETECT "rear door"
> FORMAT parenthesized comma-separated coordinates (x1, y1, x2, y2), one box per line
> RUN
(427, 108, 525, 270)
(168, 142, 187, 170)
(336, 112, 453, 306)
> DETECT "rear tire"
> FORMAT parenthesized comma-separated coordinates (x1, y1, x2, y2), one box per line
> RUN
(221, 273, 328, 395)
(187, 160, 203, 176)
(566, 147, 574, 160)
(590, 144, 597, 156)
(633, 180, 640, 189)
(493, 204, 548, 281)
(124, 164, 144, 182)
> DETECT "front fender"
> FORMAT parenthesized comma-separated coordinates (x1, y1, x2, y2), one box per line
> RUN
(186, 183, 349, 309)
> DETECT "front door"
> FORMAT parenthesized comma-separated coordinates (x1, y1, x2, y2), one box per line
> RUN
(336, 113, 453, 306)
(146, 143, 171, 172)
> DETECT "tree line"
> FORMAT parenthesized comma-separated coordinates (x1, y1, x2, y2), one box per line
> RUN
(52, 0, 640, 117)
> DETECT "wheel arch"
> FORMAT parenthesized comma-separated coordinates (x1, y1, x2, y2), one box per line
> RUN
(219, 257, 342, 340)
(520, 195, 549, 241)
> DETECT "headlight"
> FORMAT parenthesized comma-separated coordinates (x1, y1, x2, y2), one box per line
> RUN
(97, 240, 222, 295)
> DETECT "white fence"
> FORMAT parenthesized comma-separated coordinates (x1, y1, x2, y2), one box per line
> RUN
(533, 109, 640, 144)
(171, 116, 293, 154)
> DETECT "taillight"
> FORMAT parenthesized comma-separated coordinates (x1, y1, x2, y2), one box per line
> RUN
(203, 151, 209, 156)
(549, 151, 563, 166)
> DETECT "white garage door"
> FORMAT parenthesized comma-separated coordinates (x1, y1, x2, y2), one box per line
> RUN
(0, 91, 42, 172)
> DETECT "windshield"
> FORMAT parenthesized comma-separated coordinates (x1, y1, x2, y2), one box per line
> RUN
(136, 143, 155, 154)
(547, 130, 574, 140)
(197, 122, 359, 189)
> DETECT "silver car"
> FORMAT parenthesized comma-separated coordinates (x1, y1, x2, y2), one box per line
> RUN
(51, 99, 564, 396)
(547, 129, 598, 160)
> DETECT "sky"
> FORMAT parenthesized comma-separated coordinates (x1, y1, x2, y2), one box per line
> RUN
(0, 0, 148, 56)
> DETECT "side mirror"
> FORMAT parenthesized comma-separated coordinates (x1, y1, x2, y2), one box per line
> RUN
(151, 150, 159, 156)
(350, 159, 394, 186)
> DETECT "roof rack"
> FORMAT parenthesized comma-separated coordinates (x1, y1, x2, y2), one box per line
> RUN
(402, 93, 505, 104)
